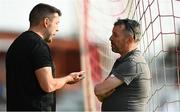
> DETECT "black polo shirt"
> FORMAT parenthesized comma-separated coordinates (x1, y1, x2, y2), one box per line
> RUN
(102, 49, 151, 111)
(6, 31, 56, 111)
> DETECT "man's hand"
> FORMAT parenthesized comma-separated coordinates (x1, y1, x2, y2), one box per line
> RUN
(67, 71, 85, 84)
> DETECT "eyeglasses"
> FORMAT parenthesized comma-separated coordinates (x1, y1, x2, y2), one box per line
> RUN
(122, 19, 136, 40)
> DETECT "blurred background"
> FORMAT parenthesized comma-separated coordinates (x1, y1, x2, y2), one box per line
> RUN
(0, 0, 180, 112)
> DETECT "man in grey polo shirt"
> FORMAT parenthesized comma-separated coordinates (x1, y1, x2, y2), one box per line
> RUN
(94, 18, 151, 111)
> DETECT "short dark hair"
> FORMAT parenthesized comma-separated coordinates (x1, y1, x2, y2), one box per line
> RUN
(114, 18, 141, 42)
(29, 3, 62, 27)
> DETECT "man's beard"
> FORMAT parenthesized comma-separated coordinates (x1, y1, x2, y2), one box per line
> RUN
(111, 44, 118, 53)
(44, 37, 52, 43)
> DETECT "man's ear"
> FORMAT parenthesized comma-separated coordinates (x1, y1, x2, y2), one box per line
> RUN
(127, 36, 134, 43)
(43, 18, 49, 28)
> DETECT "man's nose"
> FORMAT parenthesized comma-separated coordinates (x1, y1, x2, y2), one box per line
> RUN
(109, 36, 112, 41)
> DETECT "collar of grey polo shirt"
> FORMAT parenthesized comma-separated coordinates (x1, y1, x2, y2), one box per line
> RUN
(119, 48, 139, 61)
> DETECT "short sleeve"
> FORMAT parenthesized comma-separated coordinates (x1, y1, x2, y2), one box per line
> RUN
(111, 60, 138, 85)
(30, 41, 52, 71)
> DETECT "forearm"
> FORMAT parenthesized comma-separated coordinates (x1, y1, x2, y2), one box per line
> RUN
(53, 77, 69, 91)
(94, 74, 123, 101)
(95, 89, 115, 102)
(35, 67, 84, 93)
(46, 76, 70, 92)
(94, 83, 110, 96)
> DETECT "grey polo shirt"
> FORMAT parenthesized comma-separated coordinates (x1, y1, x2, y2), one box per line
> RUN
(102, 49, 151, 111)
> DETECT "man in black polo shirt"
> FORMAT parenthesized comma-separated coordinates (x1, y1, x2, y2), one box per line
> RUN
(6, 3, 84, 111)
(94, 19, 151, 111)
